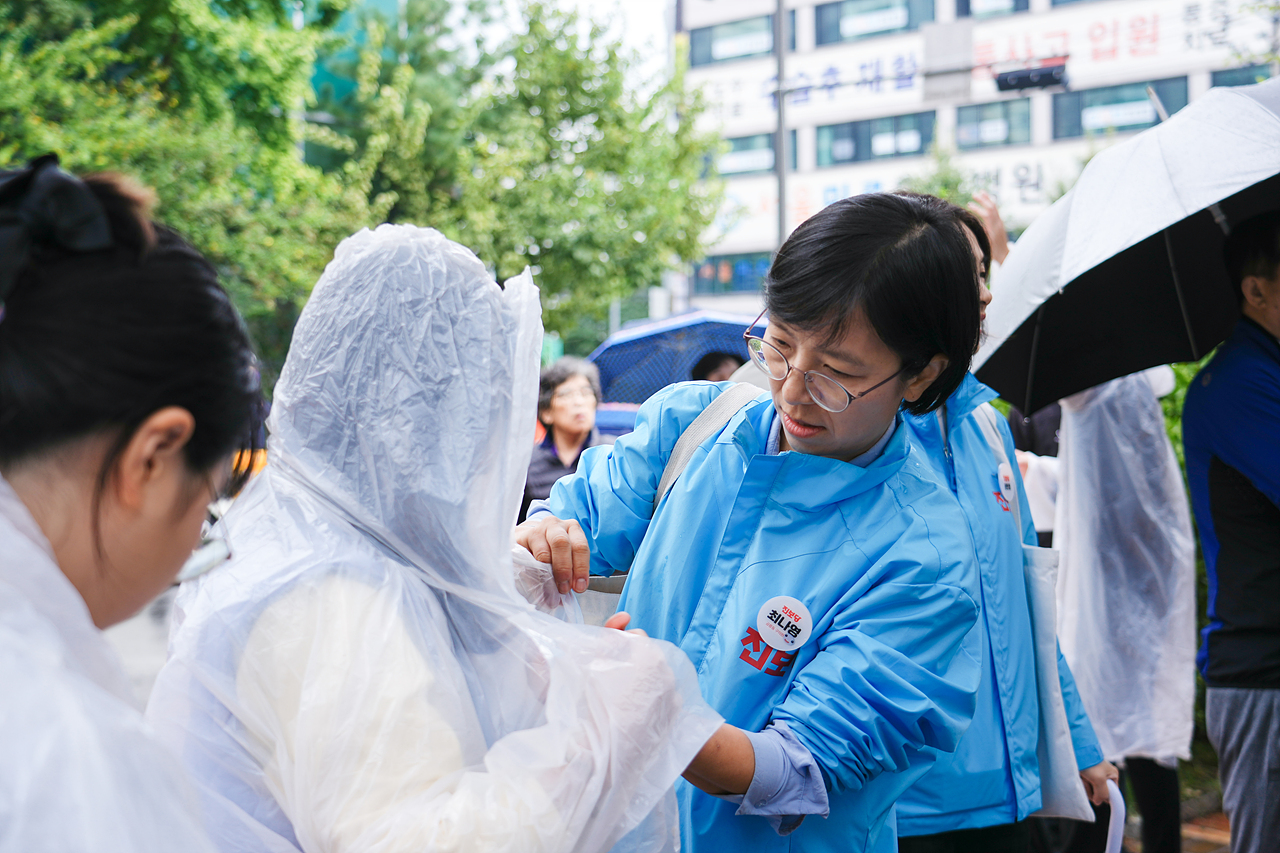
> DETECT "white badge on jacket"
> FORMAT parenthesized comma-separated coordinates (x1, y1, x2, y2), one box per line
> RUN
(757, 596, 813, 651)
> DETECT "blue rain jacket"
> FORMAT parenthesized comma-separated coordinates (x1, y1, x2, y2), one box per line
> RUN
(897, 374, 1103, 835)
(548, 382, 984, 853)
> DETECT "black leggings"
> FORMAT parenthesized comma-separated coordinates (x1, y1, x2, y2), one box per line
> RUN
(900, 821, 1032, 853)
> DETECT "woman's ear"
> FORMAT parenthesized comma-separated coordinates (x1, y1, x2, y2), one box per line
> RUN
(902, 354, 950, 404)
(112, 407, 196, 511)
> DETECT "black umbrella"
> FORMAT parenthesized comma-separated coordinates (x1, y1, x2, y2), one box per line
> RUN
(974, 79, 1280, 413)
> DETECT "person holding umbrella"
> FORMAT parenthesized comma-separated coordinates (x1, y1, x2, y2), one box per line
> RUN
(519, 192, 990, 852)
(895, 195, 1117, 853)
(1182, 210, 1280, 853)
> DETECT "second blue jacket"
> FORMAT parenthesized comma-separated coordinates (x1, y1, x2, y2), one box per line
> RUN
(897, 374, 1103, 835)
(549, 382, 984, 853)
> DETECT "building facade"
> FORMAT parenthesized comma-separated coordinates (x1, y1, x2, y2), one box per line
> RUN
(678, 0, 1277, 312)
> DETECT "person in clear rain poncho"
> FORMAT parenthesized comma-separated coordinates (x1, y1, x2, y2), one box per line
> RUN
(0, 158, 263, 853)
(145, 224, 724, 853)
(1053, 367, 1196, 853)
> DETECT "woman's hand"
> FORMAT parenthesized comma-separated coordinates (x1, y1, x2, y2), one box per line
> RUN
(514, 514, 591, 594)
(1079, 760, 1120, 805)
(967, 191, 1011, 266)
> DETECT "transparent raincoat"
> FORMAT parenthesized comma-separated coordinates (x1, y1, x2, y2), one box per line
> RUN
(0, 478, 215, 853)
(146, 225, 723, 853)
(1054, 368, 1196, 762)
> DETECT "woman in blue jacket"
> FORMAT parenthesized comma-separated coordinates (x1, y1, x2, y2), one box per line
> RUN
(519, 193, 990, 853)
(895, 196, 1118, 852)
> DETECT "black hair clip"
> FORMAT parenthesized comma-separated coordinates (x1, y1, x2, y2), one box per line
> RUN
(0, 154, 113, 304)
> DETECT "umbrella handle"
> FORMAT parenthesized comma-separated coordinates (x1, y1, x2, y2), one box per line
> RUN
(1104, 779, 1126, 853)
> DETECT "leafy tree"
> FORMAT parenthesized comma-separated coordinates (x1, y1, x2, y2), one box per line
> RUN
(105, 0, 351, 150)
(898, 144, 974, 207)
(4, 0, 725, 376)
(310, 0, 495, 223)
(0, 11, 410, 387)
(448, 2, 723, 340)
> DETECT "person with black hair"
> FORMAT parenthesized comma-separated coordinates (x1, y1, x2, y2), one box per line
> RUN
(691, 351, 745, 383)
(0, 155, 262, 852)
(1182, 209, 1280, 853)
(520, 357, 614, 521)
(518, 192, 988, 852)
(895, 194, 1116, 853)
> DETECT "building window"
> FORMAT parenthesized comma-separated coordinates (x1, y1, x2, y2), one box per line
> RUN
(689, 12, 796, 67)
(719, 131, 798, 175)
(1052, 78, 1187, 139)
(817, 112, 935, 166)
(1212, 65, 1273, 88)
(957, 99, 1031, 149)
(693, 252, 773, 295)
(814, 0, 933, 45)
(956, 0, 1028, 17)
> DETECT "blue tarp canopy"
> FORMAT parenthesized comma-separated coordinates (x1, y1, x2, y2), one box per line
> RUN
(588, 310, 766, 404)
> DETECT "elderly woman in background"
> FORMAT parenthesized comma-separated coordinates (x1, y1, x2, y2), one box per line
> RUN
(520, 357, 615, 520)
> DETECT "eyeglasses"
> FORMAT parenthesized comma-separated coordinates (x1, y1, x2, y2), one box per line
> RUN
(742, 309, 904, 414)
(552, 387, 597, 403)
(175, 498, 234, 584)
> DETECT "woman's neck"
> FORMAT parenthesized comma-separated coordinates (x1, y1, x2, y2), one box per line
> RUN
(6, 459, 104, 620)
(552, 428, 590, 466)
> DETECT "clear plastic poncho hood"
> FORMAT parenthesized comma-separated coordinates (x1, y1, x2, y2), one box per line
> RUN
(268, 224, 540, 596)
(147, 225, 722, 853)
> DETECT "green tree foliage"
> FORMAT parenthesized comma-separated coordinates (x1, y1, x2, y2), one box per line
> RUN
(0, 10, 406, 387)
(104, 0, 350, 150)
(448, 3, 723, 338)
(310, 0, 495, 223)
(3, 0, 723, 379)
(898, 144, 974, 207)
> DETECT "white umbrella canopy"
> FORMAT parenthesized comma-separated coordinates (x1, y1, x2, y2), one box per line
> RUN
(974, 77, 1280, 414)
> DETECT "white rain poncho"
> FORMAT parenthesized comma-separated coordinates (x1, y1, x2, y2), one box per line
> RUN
(0, 478, 214, 853)
(145, 225, 723, 853)
(1054, 368, 1196, 763)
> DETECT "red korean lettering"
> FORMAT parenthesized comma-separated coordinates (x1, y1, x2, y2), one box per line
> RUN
(1128, 15, 1159, 57)
(740, 627, 772, 670)
(1089, 20, 1120, 61)
(764, 649, 796, 677)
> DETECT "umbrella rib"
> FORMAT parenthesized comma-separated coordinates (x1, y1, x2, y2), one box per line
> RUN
(1163, 229, 1200, 361)
(1023, 304, 1045, 414)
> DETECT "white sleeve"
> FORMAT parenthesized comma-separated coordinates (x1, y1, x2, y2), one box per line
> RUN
(236, 573, 582, 853)
(1020, 453, 1060, 533)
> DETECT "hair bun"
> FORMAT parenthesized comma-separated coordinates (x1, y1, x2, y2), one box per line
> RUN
(0, 154, 113, 302)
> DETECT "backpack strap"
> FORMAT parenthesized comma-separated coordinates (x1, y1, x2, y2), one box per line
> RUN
(653, 383, 763, 514)
(974, 403, 1023, 535)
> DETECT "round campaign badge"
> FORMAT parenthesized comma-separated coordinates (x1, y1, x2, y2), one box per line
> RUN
(756, 596, 814, 651)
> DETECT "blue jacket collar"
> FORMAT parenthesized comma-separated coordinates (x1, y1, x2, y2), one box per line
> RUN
(720, 397, 909, 507)
(943, 372, 1000, 423)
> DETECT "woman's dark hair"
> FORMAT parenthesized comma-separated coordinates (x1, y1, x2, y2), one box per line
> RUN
(896, 192, 992, 282)
(765, 192, 982, 415)
(537, 356, 601, 428)
(0, 163, 263, 513)
(691, 351, 744, 381)
(1224, 210, 1280, 306)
